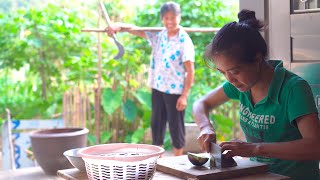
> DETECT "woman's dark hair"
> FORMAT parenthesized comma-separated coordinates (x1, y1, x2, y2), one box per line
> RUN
(160, 1, 181, 18)
(204, 9, 267, 67)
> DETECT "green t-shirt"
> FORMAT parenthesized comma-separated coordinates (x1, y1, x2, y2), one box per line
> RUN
(223, 60, 319, 180)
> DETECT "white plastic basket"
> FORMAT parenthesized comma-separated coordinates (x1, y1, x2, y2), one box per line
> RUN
(78, 143, 164, 180)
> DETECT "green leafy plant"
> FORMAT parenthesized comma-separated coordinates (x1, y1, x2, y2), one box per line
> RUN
(0, 4, 98, 119)
(101, 87, 124, 116)
(1, 1, 239, 147)
(122, 99, 137, 122)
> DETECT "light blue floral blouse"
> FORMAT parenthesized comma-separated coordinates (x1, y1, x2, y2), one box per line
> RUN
(146, 28, 195, 95)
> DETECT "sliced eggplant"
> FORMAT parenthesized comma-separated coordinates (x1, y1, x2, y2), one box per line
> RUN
(221, 154, 237, 168)
(187, 152, 209, 166)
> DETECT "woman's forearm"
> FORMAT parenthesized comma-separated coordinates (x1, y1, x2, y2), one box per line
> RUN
(193, 86, 229, 130)
(256, 138, 320, 160)
(181, 65, 194, 97)
(126, 30, 147, 38)
(114, 22, 147, 38)
(193, 99, 213, 130)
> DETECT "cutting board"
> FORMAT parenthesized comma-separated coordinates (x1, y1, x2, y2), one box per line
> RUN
(157, 155, 268, 180)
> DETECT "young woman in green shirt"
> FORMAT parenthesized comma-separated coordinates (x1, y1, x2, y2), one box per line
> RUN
(193, 9, 320, 180)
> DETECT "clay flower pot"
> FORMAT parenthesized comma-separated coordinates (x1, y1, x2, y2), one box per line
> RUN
(30, 128, 89, 175)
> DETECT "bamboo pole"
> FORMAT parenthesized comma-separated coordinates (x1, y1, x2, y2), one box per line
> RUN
(72, 89, 74, 127)
(87, 93, 93, 133)
(82, 27, 220, 33)
(64, 90, 70, 127)
(94, 7, 102, 144)
(79, 89, 81, 127)
(72, 88, 79, 127)
(77, 88, 80, 127)
(72, 88, 76, 127)
(63, 92, 67, 127)
(6, 109, 15, 170)
(69, 89, 72, 127)
(69, 91, 72, 127)
(79, 90, 83, 128)
(66, 91, 70, 127)
(82, 91, 86, 128)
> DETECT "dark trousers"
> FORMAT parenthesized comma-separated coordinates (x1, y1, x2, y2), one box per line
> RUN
(151, 89, 185, 149)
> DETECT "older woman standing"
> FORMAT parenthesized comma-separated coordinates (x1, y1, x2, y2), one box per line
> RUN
(107, 2, 195, 156)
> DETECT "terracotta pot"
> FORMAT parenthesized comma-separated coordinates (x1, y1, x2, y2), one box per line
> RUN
(30, 128, 88, 175)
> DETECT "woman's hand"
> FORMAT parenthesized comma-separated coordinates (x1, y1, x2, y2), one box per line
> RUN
(176, 95, 187, 111)
(105, 23, 146, 38)
(106, 23, 137, 36)
(197, 126, 216, 153)
(220, 139, 260, 158)
(106, 24, 121, 37)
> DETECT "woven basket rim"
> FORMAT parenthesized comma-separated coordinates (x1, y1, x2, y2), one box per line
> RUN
(78, 143, 164, 162)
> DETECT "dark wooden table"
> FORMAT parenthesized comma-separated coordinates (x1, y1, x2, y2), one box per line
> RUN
(155, 155, 291, 180)
(57, 168, 290, 180)
(57, 154, 291, 180)
(57, 168, 181, 180)
(0, 167, 63, 180)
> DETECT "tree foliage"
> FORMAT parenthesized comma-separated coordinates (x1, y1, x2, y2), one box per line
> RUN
(0, 0, 239, 144)
(0, 3, 100, 119)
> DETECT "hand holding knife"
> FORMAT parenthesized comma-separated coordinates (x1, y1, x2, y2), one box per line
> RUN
(210, 142, 237, 168)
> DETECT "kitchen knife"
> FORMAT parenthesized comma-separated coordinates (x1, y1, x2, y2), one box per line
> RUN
(210, 142, 222, 168)
(210, 142, 237, 168)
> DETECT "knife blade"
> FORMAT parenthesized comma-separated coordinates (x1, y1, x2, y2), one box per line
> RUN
(210, 142, 222, 168)
(210, 142, 237, 169)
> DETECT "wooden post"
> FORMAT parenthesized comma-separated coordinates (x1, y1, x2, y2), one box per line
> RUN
(5, 109, 16, 169)
(63, 92, 67, 127)
(87, 94, 93, 133)
(82, 90, 87, 128)
(94, 6, 102, 144)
